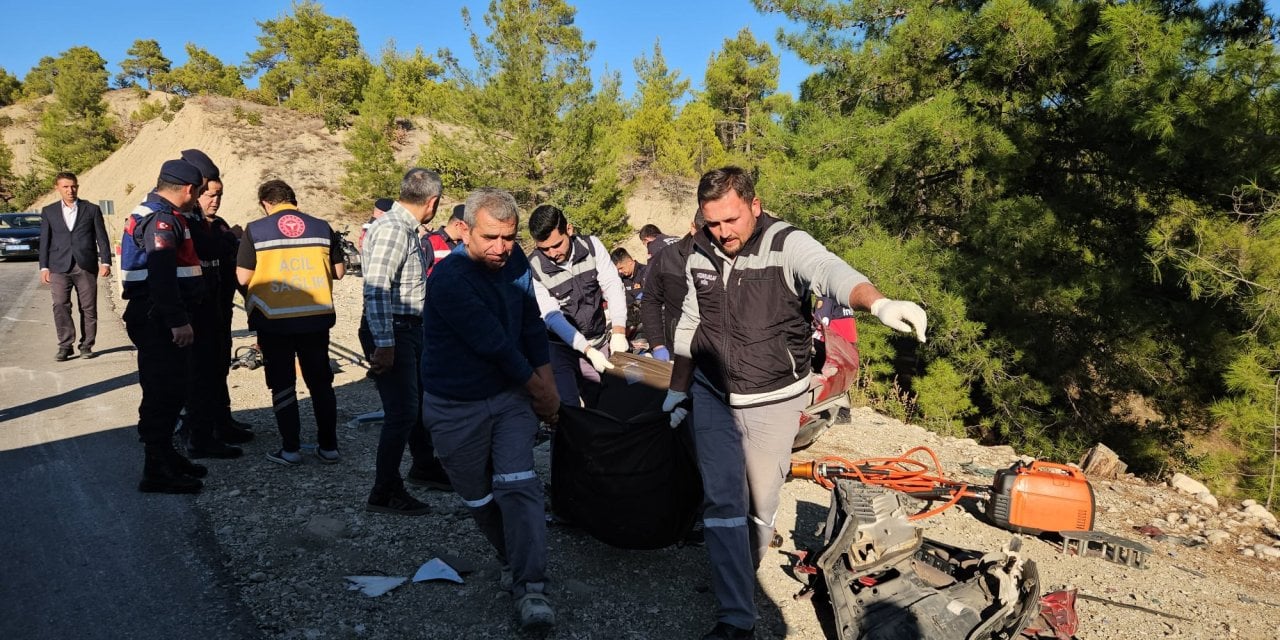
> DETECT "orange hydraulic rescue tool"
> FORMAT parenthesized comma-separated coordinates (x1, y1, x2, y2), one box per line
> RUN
(789, 447, 1095, 534)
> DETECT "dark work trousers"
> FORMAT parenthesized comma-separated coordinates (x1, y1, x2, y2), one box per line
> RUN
(359, 315, 434, 494)
(124, 298, 191, 445)
(213, 278, 237, 423)
(424, 388, 546, 598)
(549, 340, 607, 409)
(691, 383, 807, 630)
(258, 330, 338, 453)
(49, 264, 98, 351)
(184, 293, 225, 440)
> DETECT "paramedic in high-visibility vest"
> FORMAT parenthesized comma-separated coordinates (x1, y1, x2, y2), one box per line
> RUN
(664, 166, 929, 640)
(120, 158, 209, 494)
(236, 179, 345, 467)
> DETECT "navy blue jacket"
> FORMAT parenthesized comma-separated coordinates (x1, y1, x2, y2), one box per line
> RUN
(421, 244, 551, 401)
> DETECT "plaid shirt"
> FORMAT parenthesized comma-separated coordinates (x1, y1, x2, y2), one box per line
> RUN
(362, 202, 426, 347)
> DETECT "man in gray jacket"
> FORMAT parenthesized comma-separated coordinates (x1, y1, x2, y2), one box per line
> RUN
(664, 166, 928, 640)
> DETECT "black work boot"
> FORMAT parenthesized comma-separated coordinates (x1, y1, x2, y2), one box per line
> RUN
(139, 446, 203, 494)
(186, 421, 244, 459)
(215, 420, 255, 444)
(164, 446, 208, 478)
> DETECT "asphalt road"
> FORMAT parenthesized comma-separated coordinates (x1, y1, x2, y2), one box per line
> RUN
(0, 259, 259, 639)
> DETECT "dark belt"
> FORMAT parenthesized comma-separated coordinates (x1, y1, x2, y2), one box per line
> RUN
(393, 313, 423, 327)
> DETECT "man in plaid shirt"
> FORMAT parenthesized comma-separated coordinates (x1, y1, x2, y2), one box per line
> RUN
(358, 168, 453, 515)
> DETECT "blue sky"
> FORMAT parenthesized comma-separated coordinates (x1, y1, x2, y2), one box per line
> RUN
(0, 0, 816, 100)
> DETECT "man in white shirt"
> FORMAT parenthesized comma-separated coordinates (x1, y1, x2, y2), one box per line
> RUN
(38, 172, 111, 361)
(527, 204, 629, 408)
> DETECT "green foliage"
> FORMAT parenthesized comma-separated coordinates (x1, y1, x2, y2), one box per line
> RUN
(245, 0, 372, 126)
(116, 39, 171, 90)
(914, 360, 975, 437)
(623, 40, 689, 166)
(21, 57, 56, 99)
(0, 137, 13, 204)
(749, 0, 1280, 496)
(0, 67, 20, 106)
(163, 44, 246, 97)
(703, 27, 778, 153)
(658, 99, 726, 177)
(341, 70, 403, 211)
(426, 0, 627, 243)
(35, 47, 117, 174)
(129, 99, 168, 123)
(231, 105, 264, 126)
(548, 72, 631, 245)
(6, 170, 51, 211)
(379, 41, 446, 117)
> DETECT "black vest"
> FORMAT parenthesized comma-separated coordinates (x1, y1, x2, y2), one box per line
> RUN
(530, 235, 607, 342)
(687, 214, 812, 406)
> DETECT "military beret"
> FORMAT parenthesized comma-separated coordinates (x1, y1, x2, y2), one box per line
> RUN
(450, 203, 465, 221)
(374, 198, 394, 213)
(159, 159, 203, 186)
(180, 148, 220, 180)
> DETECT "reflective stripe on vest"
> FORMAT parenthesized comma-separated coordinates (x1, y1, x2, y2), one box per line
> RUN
(244, 210, 335, 322)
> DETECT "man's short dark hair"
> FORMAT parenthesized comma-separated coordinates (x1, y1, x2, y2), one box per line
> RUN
(258, 179, 297, 206)
(610, 247, 632, 264)
(698, 166, 756, 205)
(54, 171, 77, 184)
(528, 204, 568, 242)
(637, 224, 662, 241)
(155, 178, 187, 192)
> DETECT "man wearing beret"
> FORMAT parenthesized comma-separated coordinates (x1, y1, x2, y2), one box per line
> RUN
(120, 159, 211, 493)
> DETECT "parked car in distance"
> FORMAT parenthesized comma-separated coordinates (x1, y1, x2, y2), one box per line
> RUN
(0, 213, 42, 260)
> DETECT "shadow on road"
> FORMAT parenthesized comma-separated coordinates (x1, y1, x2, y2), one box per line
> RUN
(0, 371, 137, 424)
(0, 424, 260, 639)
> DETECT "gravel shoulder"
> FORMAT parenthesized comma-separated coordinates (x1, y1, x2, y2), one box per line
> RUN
(197, 275, 1280, 640)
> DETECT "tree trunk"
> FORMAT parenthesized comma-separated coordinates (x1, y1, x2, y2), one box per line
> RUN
(1079, 443, 1127, 479)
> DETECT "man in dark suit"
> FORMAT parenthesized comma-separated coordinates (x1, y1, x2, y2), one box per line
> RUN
(39, 172, 112, 361)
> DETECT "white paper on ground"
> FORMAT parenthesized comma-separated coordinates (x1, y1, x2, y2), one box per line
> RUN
(345, 575, 407, 597)
(413, 558, 464, 584)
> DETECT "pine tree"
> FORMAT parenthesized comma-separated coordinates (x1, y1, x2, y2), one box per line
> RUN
(703, 27, 778, 154)
(624, 40, 689, 166)
(425, 0, 627, 243)
(116, 39, 171, 90)
(35, 47, 117, 174)
(658, 99, 726, 177)
(162, 44, 246, 97)
(379, 42, 445, 117)
(340, 70, 403, 211)
(21, 57, 57, 99)
(245, 0, 371, 127)
(0, 67, 20, 106)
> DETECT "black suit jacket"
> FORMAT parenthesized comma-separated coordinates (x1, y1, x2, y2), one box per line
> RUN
(39, 199, 112, 273)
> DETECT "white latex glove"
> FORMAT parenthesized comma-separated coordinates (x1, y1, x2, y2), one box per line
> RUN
(870, 298, 928, 343)
(609, 331, 630, 355)
(668, 406, 688, 429)
(584, 347, 614, 373)
(662, 390, 688, 413)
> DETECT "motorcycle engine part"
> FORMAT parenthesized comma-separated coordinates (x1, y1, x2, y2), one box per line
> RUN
(814, 480, 1041, 640)
(230, 345, 263, 371)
